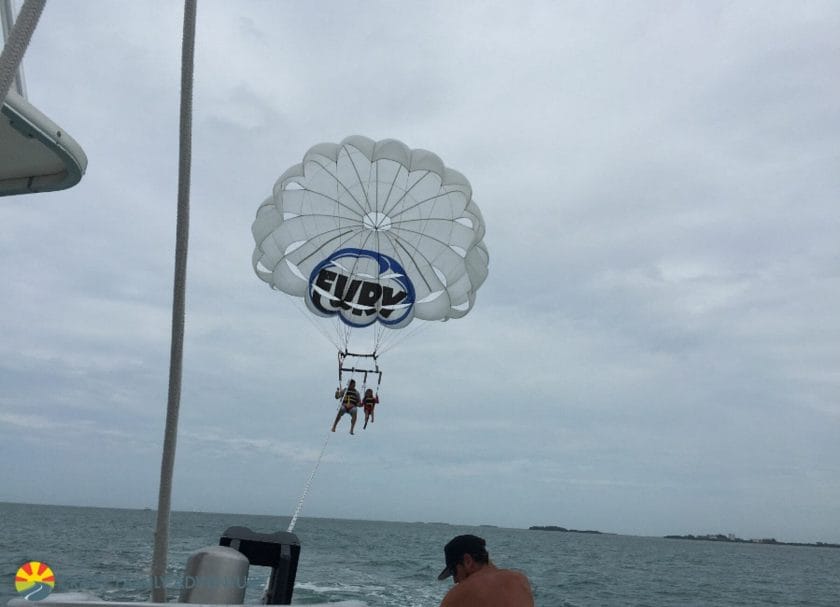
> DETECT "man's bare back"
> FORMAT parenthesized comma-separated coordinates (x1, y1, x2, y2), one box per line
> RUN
(440, 563, 534, 607)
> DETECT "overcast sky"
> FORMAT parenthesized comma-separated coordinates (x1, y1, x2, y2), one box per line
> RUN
(2, 1, 839, 544)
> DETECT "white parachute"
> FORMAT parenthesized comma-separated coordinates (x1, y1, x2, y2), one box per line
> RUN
(252, 135, 489, 361)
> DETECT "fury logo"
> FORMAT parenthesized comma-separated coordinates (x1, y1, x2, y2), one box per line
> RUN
(307, 249, 415, 328)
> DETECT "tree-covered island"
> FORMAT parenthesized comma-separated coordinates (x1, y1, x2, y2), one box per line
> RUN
(529, 525, 604, 534)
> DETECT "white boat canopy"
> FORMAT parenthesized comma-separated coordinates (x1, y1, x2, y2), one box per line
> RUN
(1, 0, 87, 196)
(0, 89, 87, 196)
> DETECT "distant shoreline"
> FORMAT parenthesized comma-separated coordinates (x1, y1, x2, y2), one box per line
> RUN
(528, 524, 840, 548)
(663, 533, 840, 549)
(529, 525, 606, 534)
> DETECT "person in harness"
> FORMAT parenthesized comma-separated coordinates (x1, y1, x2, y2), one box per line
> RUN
(331, 379, 360, 435)
(362, 388, 379, 429)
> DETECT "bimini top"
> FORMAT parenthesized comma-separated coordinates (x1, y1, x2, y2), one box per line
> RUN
(0, 89, 87, 196)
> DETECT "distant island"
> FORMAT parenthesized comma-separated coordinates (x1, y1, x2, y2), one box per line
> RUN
(529, 525, 605, 534)
(664, 533, 840, 549)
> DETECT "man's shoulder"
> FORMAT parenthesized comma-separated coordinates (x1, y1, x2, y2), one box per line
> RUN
(489, 567, 532, 589)
(439, 581, 469, 607)
(498, 568, 530, 580)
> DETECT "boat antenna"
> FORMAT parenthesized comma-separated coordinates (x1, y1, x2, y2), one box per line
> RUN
(150, 0, 197, 601)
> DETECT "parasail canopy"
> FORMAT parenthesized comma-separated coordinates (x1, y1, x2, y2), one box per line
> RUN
(252, 136, 488, 339)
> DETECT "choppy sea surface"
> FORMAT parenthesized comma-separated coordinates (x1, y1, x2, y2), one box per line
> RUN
(2, 503, 839, 606)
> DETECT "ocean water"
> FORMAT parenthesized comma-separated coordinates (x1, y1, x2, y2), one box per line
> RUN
(2, 503, 839, 606)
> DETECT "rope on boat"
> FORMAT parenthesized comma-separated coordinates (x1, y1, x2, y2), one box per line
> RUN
(287, 429, 332, 533)
(0, 0, 45, 103)
(259, 429, 331, 598)
(150, 0, 196, 601)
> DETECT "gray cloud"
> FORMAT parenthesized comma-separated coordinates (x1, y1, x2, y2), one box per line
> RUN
(2, 0, 838, 543)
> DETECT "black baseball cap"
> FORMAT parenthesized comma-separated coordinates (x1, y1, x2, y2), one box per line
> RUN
(437, 534, 487, 580)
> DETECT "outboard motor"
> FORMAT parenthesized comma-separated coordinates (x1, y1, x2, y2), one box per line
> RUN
(219, 526, 301, 605)
(179, 546, 249, 604)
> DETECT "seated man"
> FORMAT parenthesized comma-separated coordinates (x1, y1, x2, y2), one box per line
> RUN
(437, 534, 534, 607)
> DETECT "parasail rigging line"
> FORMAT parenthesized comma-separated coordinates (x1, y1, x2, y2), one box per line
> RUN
(262, 425, 331, 598)
(287, 428, 332, 534)
(288, 296, 344, 351)
(375, 317, 434, 356)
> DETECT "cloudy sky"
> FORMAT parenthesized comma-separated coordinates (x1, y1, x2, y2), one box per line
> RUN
(2, 1, 839, 544)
